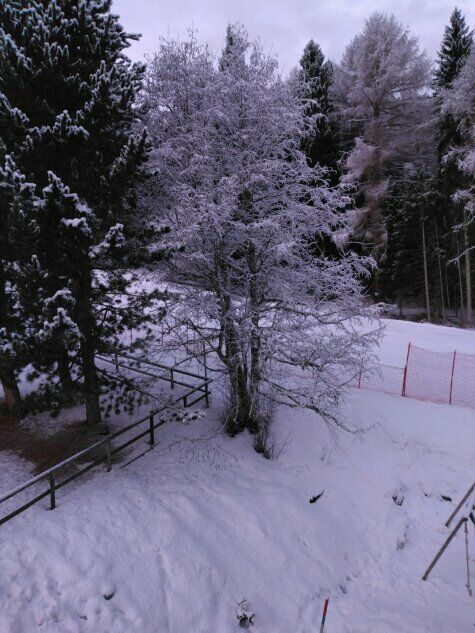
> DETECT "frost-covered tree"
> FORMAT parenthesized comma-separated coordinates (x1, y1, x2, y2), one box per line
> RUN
(0, 0, 150, 424)
(294, 40, 340, 183)
(0, 157, 36, 412)
(432, 8, 473, 325)
(143, 27, 379, 446)
(337, 13, 431, 267)
(434, 8, 472, 174)
(434, 7, 473, 91)
(443, 48, 475, 221)
(381, 172, 445, 316)
(442, 47, 475, 324)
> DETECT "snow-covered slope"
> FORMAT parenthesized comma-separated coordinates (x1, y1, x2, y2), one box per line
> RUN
(1, 320, 474, 632)
(377, 319, 475, 365)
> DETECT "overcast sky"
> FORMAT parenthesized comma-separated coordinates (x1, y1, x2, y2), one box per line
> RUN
(111, 1, 475, 74)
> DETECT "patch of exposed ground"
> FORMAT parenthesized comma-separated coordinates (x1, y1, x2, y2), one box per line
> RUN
(0, 413, 94, 474)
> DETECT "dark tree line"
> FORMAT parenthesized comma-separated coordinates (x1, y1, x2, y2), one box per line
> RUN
(292, 8, 474, 324)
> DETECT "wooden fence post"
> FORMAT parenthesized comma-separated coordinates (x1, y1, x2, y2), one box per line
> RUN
(149, 415, 155, 446)
(170, 368, 174, 389)
(105, 439, 112, 472)
(449, 351, 457, 405)
(203, 342, 208, 379)
(203, 342, 210, 407)
(49, 473, 56, 510)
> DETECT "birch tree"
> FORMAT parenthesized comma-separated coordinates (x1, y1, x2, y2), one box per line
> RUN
(143, 27, 379, 447)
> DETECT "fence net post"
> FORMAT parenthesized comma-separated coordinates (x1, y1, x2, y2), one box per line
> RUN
(449, 351, 457, 405)
(402, 342, 411, 396)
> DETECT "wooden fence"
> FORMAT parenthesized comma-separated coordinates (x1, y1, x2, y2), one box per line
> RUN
(0, 355, 212, 527)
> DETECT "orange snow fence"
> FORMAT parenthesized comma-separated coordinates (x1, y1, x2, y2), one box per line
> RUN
(352, 343, 475, 409)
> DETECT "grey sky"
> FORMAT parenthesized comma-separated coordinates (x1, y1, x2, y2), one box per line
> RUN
(112, 0, 475, 74)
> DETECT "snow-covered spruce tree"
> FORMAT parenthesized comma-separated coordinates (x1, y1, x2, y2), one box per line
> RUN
(443, 47, 475, 221)
(0, 157, 37, 412)
(337, 13, 431, 268)
(433, 8, 473, 326)
(294, 40, 341, 184)
(0, 0, 149, 425)
(143, 27, 379, 444)
(381, 171, 443, 316)
(434, 7, 473, 92)
(434, 7, 472, 194)
(441, 47, 475, 324)
(0, 157, 83, 412)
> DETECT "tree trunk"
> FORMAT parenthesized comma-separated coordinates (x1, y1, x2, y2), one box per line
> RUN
(80, 330, 102, 427)
(0, 263, 21, 413)
(72, 277, 102, 427)
(0, 364, 21, 413)
(456, 231, 465, 326)
(228, 365, 252, 436)
(365, 121, 387, 271)
(435, 223, 445, 320)
(247, 241, 261, 435)
(57, 341, 74, 392)
(397, 296, 403, 318)
(216, 255, 259, 437)
(421, 215, 431, 322)
(464, 217, 472, 326)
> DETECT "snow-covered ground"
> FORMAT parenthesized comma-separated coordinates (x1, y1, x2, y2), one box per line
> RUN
(1, 319, 474, 632)
(377, 318, 475, 365)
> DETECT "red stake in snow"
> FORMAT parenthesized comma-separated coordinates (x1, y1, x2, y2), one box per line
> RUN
(319, 598, 329, 633)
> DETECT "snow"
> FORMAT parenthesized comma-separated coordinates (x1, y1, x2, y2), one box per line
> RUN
(1, 319, 475, 632)
(377, 318, 475, 365)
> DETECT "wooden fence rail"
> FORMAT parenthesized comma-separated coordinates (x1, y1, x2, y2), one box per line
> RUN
(0, 359, 212, 528)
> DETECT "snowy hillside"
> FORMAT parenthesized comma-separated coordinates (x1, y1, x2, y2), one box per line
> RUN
(1, 319, 474, 633)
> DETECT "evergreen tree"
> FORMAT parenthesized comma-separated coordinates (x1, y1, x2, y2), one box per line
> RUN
(441, 46, 475, 324)
(219, 24, 248, 72)
(434, 9, 474, 324)
(0, 157, 34, 412)
(434, 7, 472, 162)
(434, 7, 472, 90)
(0, 0, 150, 425)
(381, 174, 442, 314)
(297, 40, 340, 184)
